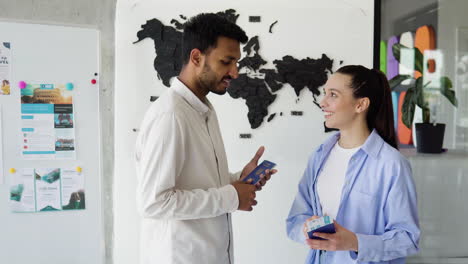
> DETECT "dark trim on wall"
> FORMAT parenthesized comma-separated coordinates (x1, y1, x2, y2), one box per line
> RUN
(373, 0, 381, 69)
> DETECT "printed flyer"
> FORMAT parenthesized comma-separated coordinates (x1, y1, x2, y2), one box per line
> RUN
(9, 168, 85, 213)
(0, 42, 11, 96)
(9, 168, 36, 213)
(20, 83, 76, 159)
(35, 168, 62, 211)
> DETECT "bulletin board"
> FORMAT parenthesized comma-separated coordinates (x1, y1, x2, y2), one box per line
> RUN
(0, 21, 103, 264)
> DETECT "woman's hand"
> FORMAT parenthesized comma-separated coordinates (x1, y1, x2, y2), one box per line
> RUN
(305, 220, 358, 252)
(302, 216, 320, 239)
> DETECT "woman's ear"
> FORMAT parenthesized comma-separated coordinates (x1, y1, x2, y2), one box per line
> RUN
(356, 97, 370, 113)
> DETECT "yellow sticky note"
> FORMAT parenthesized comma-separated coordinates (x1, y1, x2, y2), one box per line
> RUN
(9, 168, 16, 174)
(76, 167, 82, 173)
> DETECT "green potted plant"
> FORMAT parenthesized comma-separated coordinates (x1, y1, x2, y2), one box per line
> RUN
(389, 43, 458, 153)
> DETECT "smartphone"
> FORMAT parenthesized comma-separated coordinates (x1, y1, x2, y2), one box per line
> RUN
(242, 160, 276, 185)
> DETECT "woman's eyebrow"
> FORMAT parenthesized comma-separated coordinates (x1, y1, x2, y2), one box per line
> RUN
(327, 88, 341, 94)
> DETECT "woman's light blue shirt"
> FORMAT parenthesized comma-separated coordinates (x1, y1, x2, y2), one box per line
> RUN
(286, 130, 420, 263)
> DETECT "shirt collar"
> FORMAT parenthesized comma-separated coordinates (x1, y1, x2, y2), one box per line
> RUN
(171, 77, 212, 116)
(319, 132, 340, 155)
(360, 129, 385, 158)
(319, 129, 384, 159)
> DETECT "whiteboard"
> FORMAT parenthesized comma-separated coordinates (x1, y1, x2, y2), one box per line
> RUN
(0, 22, 102, 264)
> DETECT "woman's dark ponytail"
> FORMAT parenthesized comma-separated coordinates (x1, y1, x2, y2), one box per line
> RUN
(372, 69, 398, 149)
(337, 65, 398, 149)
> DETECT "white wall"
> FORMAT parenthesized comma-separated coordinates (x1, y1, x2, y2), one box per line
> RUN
(114, 0, 374, 263)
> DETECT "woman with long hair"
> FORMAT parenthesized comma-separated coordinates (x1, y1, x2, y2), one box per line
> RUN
(286, 65, 419, 263)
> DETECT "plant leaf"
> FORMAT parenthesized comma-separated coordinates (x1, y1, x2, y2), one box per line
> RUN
(414, 78, 428, 110)
(392, 43, 405, 63)
(392, 43, 423, 73)
(389, 75, 412, 90)
(440, 76, 458, 107)
(402, 88, 416, 128)
(414, 47, 424, 74)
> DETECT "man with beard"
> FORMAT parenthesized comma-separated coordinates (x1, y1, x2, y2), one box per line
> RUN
(135, 13, 277, 264)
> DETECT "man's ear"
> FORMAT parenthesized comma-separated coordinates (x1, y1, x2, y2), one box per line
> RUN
(190, 49, 203, 67)
(356, 97, 370, 113)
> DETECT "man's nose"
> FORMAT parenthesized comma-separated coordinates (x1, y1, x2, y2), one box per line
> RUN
(229, 64, 239, 79)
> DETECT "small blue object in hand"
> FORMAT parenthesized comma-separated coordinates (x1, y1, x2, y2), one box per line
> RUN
(242, 160, 276, 185)
(307, 215, 336, 240)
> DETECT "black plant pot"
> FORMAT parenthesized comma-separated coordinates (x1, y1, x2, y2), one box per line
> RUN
(415, 123, 445, 153)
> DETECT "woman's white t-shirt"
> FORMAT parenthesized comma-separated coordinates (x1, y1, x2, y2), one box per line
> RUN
(317, 142, 361, 220)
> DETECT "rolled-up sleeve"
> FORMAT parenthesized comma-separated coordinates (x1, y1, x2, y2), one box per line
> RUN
(135, 112, 239, 220)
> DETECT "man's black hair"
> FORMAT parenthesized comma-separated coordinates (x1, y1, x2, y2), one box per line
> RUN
(182, 13, 248, 65)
